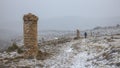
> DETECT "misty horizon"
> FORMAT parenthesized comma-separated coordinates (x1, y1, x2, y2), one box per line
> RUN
(0, 0, 120, 33)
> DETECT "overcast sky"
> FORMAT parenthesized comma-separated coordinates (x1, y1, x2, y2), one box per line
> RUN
(0, 0, 120, 32)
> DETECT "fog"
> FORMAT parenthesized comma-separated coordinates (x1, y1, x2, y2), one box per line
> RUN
(0, 0, 120, 33)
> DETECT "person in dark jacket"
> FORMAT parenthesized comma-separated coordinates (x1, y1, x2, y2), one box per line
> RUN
(84, 32, 87, 38)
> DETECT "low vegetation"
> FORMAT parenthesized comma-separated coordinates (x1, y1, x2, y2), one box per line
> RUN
(6, 42, 23, 54)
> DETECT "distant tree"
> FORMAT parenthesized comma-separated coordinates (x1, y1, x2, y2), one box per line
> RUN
(93, 26, 102, 30)
(116, 24, 120, 27)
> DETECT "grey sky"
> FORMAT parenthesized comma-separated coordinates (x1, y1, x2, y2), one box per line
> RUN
(0, 0, 120, 32)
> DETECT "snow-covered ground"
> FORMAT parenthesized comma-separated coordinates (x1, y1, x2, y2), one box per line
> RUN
(0, 25, 120, 68)
(0, 34, 120, 68)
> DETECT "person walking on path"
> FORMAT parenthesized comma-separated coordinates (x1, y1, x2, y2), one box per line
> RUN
(84, 32, 87, 38)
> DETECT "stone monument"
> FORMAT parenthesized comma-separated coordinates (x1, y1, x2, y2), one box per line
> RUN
(23, 13, 38, 58)
(76, 29, 80, 38)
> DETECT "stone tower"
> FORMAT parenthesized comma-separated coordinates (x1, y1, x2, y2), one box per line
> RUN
(76, 29, 80, 38)
(23, 13, 38, 58)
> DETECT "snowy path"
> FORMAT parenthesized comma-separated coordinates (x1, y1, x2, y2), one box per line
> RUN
(40, 37, 120, 68)
(39, 39, 93, 68)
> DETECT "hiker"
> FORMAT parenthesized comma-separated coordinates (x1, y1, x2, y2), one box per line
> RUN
(84, 32, 87, 38)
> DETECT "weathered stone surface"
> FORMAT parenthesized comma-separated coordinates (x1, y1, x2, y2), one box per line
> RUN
(23, 13, 38, 58)
(74, 29, 80, 40)
(77, 29, 80, 38)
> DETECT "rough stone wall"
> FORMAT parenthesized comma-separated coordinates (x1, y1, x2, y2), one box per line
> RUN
(23, 13, 38, 58)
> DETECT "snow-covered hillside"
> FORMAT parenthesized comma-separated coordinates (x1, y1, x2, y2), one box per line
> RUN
(84, 24, 120, 37)
(0, 34, 120, 68)
(0, 25, 120, 68)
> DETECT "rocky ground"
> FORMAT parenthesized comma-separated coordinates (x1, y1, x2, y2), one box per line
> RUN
(0, 34, 120, 68)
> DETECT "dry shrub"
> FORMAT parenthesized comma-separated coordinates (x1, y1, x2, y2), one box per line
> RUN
(36, 50, 51, 60)
(106, 38, 114, 42)
(7, 43, 18, 52)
